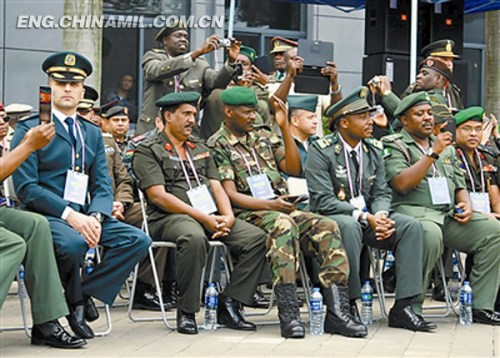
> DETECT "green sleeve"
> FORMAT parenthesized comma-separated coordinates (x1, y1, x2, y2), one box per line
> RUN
(382, 141, 411, 183)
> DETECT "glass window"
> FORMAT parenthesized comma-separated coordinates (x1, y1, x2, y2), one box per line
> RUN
(103, 0, 189, 16)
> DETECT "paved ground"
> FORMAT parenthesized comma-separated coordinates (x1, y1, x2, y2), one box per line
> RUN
(1, 286, 498, 357)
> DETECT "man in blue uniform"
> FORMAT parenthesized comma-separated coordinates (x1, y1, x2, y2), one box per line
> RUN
(12, 51, 151, 340)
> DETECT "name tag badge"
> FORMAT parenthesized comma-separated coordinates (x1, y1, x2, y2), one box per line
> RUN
(63, 170, 89, 205)
(349, 195, 367, 211)
(247, 174, 275, 200)
(187, 184, 217, 215)
(470, 192, 491, 213)
(428, 177, 451, 205)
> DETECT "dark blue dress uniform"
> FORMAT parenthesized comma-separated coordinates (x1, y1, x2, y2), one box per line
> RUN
(12, 115, 151, 306)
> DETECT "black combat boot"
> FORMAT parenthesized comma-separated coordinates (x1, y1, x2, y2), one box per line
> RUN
(323, 283, 367, 338)
(275, 283, 305, 339)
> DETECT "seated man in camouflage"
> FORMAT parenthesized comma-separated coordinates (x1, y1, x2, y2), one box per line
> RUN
(382, 92, 500, 325)
(133, 92, 268, 334)
(305, 87, 434, 332)
(208, 86, 366, 338)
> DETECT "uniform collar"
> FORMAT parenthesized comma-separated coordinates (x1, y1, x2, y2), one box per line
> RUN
(220, 123, 257, 148)
(400, 128, 436, 146)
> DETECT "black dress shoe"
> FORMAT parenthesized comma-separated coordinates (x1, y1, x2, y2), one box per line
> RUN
(245, 291, 271, 309)
(66, 305, 95, 339)
(84, 297, 99, 322)
(217, 294, 256, 331)
(177, 310, 198, 334)
(134, 289, 169, 311)
(32, 320, 86, 349)
(472, 309, 500, 325)
(389, 306, 436, 332)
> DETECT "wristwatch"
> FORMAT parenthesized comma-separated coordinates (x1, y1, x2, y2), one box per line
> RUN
(90, 212, 104, 223)
(426, 148, 439, 160)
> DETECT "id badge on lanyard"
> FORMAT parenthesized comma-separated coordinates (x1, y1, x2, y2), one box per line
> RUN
(458, 149, 490, 213)
(180, 147, 217, 215)
(428, 176, 451, 205)
(63, 122, 88, 205)
(237, 147, 276, 200)
(470, 192, 490, 213)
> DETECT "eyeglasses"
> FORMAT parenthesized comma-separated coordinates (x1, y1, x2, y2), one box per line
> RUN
(459, 126, 483, 134)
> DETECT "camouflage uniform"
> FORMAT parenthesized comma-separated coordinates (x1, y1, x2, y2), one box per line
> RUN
(208, 123, 349, 288)
(133, 131, 268, 313)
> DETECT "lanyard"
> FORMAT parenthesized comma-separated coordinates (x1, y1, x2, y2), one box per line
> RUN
(176, 146, 202, 190)
(458, 148, 485, 193)
(167, 54, 181, 92)
(236, 146, 264, 176)
(414, 142, 440, 177)
(70, 121, 85, 172)
(339, 137, 363, 197)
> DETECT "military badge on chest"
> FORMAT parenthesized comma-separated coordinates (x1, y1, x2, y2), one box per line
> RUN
(335, 165, 347, 179)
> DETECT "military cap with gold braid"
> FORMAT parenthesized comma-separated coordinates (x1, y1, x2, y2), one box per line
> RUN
(421, 39, 459, 59)
(220, 86, 257, 107)
(270, 37, 298, 54)
(394, 92, 432, 118)
(42, 51, 92, 82)
(325, 86, 375, 131)
(155, 20, 187, 42)
(454, 106, 485, 126)
(155, 91, 201, 108)
(77, 85, 99, 110)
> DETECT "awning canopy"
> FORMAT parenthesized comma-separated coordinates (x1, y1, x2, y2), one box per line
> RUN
(284, 0, 500, 14)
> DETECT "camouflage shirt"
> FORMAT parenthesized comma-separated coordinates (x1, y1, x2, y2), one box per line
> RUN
(207, 123, 288, 204)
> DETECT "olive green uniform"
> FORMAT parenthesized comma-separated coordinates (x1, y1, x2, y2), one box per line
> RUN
(402, 82, 463, 111)
(137, 49, 237, 134)
(305, 132, 424, 300)
(208, 124, 349, 288)
(133, 131, 268, 313)
(0, 207, 69, 324)
(382, 129, 500, 311)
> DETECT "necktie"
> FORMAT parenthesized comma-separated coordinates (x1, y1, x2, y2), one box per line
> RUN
(351, 150, 360, 196)
(65, 117, 76, 147)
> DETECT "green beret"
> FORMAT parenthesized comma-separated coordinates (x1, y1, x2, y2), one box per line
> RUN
(220, 86, 257, 107)
(155, 91, 201, 108)
(454, 106, 485, 126)
(239, 45, 257, 63)
(42, 51, 92, 82)
(394, 92, 432, 118)
(288, 95, 318, 113)
(325, 86, 374, 131)
(155, 21, 187, 42)
(421, 39, 459, 58)
(104, 105, 129, 119)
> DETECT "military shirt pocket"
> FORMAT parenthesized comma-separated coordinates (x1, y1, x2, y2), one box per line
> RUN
(441, 163, 455, 179)
(161, 158, 181, 181)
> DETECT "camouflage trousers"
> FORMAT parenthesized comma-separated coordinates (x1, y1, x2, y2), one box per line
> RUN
(237, 209, 349, 287)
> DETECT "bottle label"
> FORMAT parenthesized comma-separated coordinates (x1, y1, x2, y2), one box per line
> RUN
(361, 292, 373, 302)
(205, 295, 218, 309)
(310, 299, 322, 312)
(460, 292, 472, 305)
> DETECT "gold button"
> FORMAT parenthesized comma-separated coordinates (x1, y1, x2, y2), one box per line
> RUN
(75, 166, 80, 171)
(146, 117, 151, 123)
(166, 66, 170, 70)
(161, 67, 165, 71)
(76, 154, 80, 159)
(168, 81, 173, 86)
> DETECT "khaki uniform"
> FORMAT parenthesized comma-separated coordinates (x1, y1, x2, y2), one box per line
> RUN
(208, 124, 349, 288)
(402, 82, 463, 111)
(133, 131, 268, 313)
(137, 49, 237, 134)
(305, 132, 425, 300)
(200, 84, 271, 140)
(382, 129, 500, 311)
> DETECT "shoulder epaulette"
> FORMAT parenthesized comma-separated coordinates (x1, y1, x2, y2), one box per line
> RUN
(316, 136, 333, 149)
(131, 134, 146, 143)
(151, 48, 166, 54)
(365, 138, 383, 150)
(102, 132, 113, 138)
(18, 114, 38, 123)
(381, 133, 403, 142)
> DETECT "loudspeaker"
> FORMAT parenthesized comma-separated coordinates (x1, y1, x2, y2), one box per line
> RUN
(364, 0, 413, 55)
(420, 0, 464, 55)
(362, 54, 410, 97)
(365, 0, 464, 56)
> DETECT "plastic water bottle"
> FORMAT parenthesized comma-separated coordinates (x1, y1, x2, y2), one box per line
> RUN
(309, 287, 324, 336)
(450, 252, 461, 300)
(384, 251, 395, 271)
(84, 248, 96, 276)
(204, 283, 218, 330)
(361, 280, 373, 325)
(459, 281, 473, 325)
(18, 265, 28, 300)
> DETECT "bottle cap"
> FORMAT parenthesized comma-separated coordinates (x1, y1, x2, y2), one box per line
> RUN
(463, 281, 470, 285)
(209, 282, 215, 287)
(312, 287, 320, 292)
(364, 280, 371, 285)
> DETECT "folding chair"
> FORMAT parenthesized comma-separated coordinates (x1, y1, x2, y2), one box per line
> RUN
(91, 248, 113, 336)
(0, 266, 31, 337)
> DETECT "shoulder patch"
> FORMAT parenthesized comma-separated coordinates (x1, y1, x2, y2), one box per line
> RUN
(316, 137, 333, 149)
(131, 134, 146, 143)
